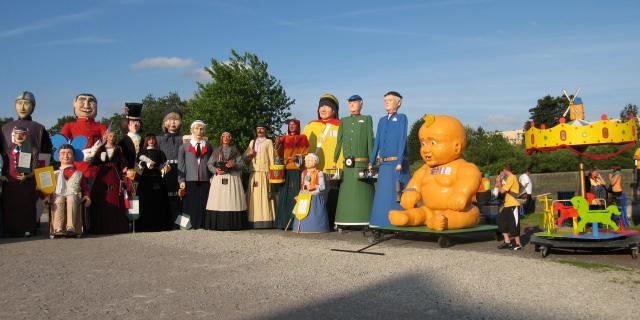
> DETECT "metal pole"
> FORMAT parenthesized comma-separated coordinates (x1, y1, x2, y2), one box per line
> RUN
(579, 159, 586, 198)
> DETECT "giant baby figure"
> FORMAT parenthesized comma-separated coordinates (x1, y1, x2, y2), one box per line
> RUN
(388, 114, 480, 230)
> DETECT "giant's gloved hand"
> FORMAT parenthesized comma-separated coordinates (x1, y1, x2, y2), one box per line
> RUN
(139, 155, 156, 169)
(82, 140, 103, 162)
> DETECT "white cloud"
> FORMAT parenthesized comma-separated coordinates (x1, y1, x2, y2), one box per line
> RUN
(486, 114, 518, 126)
(183, 68, 211, 81)
(131, 57, 194, 70)
(33, 36, 116, 47)
(0, 10, 96, 39)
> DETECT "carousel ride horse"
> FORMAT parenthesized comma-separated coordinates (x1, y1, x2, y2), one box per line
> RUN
(570, 196, 621, 233)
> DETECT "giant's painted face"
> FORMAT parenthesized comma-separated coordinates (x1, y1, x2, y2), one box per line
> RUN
(163, 113, 182, 133)
(348, 100, 363, 115)
(127, 119, 141, 134)
(418, 115, 465, 167)
(383, 95, 401, 114)
(15, 99, 35, 119)
(318, 105, 335, 120)
(221, 133, 231, 145)
(104, 131, 117, 145)
(288, 121, 299, 134)
(58, 148, 74, 166)
(11, 129, 28, 146)
(73, 95, 98, 119)
(191, 124, 205, 139)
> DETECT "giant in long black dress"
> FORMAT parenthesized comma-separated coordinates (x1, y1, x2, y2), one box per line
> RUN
(90, 146, 130, 234)
(136, 148, 172, 231)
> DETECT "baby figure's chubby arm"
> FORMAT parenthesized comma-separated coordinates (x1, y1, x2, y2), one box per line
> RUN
(447, 161, 482, 211)
(400, 164, 428, 209)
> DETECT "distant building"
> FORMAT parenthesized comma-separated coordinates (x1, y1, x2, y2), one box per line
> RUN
(499, 129, 524, 144)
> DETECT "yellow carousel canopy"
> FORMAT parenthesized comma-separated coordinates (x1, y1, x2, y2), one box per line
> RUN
(525, 115, 637, 158)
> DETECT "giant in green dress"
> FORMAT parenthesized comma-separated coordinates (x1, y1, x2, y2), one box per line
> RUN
(333, 114, 374, 226)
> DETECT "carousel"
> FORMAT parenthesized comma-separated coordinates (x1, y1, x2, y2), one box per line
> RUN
(526, 89, 640, 258)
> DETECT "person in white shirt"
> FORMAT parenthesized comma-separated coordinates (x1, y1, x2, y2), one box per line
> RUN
(518, 167, 534, 214)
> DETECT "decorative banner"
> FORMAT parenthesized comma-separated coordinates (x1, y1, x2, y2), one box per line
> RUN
(175, 214, 192, 229)
(127, 195, 140, 221)
(293, 192, 312, 221)
(34, 166, 56, 195)
(269, 164, 285, 184)
(38, 153, 51, 168)
(17, 150, 32, 173)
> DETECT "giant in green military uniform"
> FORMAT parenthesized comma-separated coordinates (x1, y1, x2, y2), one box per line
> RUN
(333, 108, 375, 227)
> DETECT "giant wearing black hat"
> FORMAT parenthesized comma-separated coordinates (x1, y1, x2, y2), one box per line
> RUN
(118, 102, 144, 171)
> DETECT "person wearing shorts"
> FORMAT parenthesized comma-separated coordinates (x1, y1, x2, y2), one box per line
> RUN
(497, 164, 522, 251)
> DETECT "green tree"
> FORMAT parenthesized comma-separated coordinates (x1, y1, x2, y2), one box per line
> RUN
(0, 117, 15, 130)
(48, 115, 76, 136)
(620, 103, 638, 121)
(186, 50, 294, 150)
(140, 92, 188, 136)
(526, 95, 568, 129)
(407, 117, 424, 163)
(99, 92, 187, 139)
(463, 127, 524, 175)
(100, 113, 125, 137)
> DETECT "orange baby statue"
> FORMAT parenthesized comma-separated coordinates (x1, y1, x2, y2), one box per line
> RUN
(389, 114, 481, 230)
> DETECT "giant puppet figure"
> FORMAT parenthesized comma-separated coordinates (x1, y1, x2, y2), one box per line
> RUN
(1, 91, 53, 236)
(157, 106, 183, 227)
(368, 91, 410, 228)
(302, 94, 343, 225)
(245, 123, 276, 229)
(389, 115, 481, 230)
(2, 126, 39, 236)
(274, 119, 309, 229)
(118, 103, 143, 176)
(334, 95, 374, 228)
(61, 93, 108, 179)
(178, 120, 212, 230)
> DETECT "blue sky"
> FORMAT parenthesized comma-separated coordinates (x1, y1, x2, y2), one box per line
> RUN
(1, 0, 639, 131)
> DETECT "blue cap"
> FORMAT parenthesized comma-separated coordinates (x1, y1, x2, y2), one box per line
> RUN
(348, 95, 362, 102)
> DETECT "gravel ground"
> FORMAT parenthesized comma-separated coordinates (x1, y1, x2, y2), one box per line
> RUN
(1, 229, 639, 320)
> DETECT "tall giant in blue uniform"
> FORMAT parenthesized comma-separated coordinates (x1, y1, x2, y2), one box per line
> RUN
(369, 112, 410, 227)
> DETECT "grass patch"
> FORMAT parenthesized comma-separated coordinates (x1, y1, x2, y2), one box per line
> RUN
(627, 223, 640, 231)
(557, 259, 633, 272)
(521, 212, 544, 226)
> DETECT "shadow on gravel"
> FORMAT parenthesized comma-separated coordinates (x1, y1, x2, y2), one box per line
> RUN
(0, 222, 146, 245)
(256, 272, 527, 320)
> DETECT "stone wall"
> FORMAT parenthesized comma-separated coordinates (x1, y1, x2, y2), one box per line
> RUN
(530, 169, 633, 198)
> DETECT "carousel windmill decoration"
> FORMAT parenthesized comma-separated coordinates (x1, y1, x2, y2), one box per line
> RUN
(561, 88, 587, 125)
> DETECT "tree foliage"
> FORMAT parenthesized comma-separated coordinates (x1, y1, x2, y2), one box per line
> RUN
(463, 126, 527, 175)
(0, 117, 15, 130)
(526, 95, 568, 129)
(48, 115, 76, 135)
(99, 92, 188, 139)
(186, 50, 294, 150)
(620, 103, 638, 121)
(140, 92, 188, 136)
(407, 117, 424, 163)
